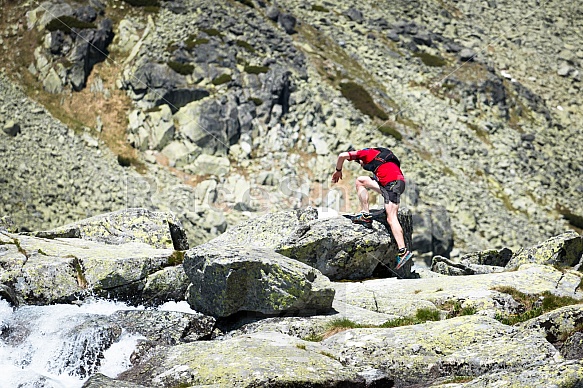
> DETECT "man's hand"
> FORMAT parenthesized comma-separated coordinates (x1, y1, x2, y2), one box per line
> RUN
(332, 170, 342, 183)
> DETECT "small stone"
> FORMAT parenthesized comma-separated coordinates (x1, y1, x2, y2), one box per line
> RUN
(2, 120, 21, 137)
(557, 65, 572, 77)
(459, 48, 476, 62)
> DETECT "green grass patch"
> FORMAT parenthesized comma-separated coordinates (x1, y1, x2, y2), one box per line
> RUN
(415, 307, 441, 321)
(312, 5, 330, 12)
(328, 318, 363, 329)
(185, 36, 209, 49)
(212, 74, 232, 85)
(492, 286, 582, 325)
(167, 61, 194, 75)
(201, 28, 222, 37)
(236, 40, 256, 53)
(340, 81, 388, 120)
(413, 51, 447, 67)
(381, 308, 441, 328)
(168, 250, 185, 266)
(439, 300, 477, 318)
(319, 351, 338, 360)
(244, 65, 269, 74)
(442, 376, 475, 384)
(306, 309, 442, 341)
(121, 0, 160, 6)
(302, 333, 324, 342)
(541, 292, 581, 311)
(380, 316, 416, 328)
(249, 97, 263, 106)
(378, 124, 402, 140)
(45, 16, 96, 32)
(295, 343, 307, 350)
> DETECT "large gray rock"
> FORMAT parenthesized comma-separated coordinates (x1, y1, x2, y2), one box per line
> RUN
(431, 255, 506, 276)
(323, 315, 559, 387)
(127, 105, 175, 151)
(141, 265, 190, 306)
(506, 231, 583, 270)
(123, 62, 184, 107)
(519, 304, 583, 343)
(454, 360, 583, 387)
(30, 208, 189, 250)
(210, 207, 414, 280)
(117, 332, 384, 386)
(333, 264, 583, 318)
(183, 243, 335, 318)
(207, 207, 319, 249)
(277, 215, 407, 280)
(0, 231, 185, 305)
(68, 19, 114, 91)
(173, 97, 237, 155)
(459, 247, 513, 267)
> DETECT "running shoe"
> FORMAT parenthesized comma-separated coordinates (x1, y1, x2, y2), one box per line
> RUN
(396, 250, 413, 270)
(352, 212, 373, 228)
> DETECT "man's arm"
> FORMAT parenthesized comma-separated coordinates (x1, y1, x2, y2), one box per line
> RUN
(331, 152, 351, 183)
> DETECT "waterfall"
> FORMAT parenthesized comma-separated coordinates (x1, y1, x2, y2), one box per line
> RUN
(0, 298, 145, 388)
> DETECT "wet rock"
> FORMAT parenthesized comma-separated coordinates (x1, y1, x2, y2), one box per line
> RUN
(111, 309, 215, 345)
(83, 373, 147, 388)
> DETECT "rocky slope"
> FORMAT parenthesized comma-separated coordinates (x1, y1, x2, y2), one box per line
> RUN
(0, 0, 582, 256)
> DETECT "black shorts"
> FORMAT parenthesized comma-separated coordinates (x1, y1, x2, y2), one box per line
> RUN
(374, 178, 405, 204)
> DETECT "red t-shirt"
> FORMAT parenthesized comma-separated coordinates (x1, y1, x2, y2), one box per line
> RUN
(349, 149, 405, 186)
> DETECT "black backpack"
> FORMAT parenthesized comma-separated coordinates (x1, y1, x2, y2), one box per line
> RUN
(362, 147, 401, 173)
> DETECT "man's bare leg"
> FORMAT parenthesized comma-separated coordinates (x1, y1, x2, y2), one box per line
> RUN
(355, 176, 381, 213)
(385, 201, 406, 250)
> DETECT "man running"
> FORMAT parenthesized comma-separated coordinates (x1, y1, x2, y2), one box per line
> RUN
(331, 147, 413, 270)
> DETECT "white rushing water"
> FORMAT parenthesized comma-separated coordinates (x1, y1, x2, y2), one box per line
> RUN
(0, 298, 145, 388)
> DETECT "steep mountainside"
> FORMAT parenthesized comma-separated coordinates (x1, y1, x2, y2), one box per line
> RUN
(0, 0, 581, 255)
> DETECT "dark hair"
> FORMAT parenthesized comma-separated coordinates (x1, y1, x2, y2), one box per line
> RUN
(346, 145, 355, 152)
